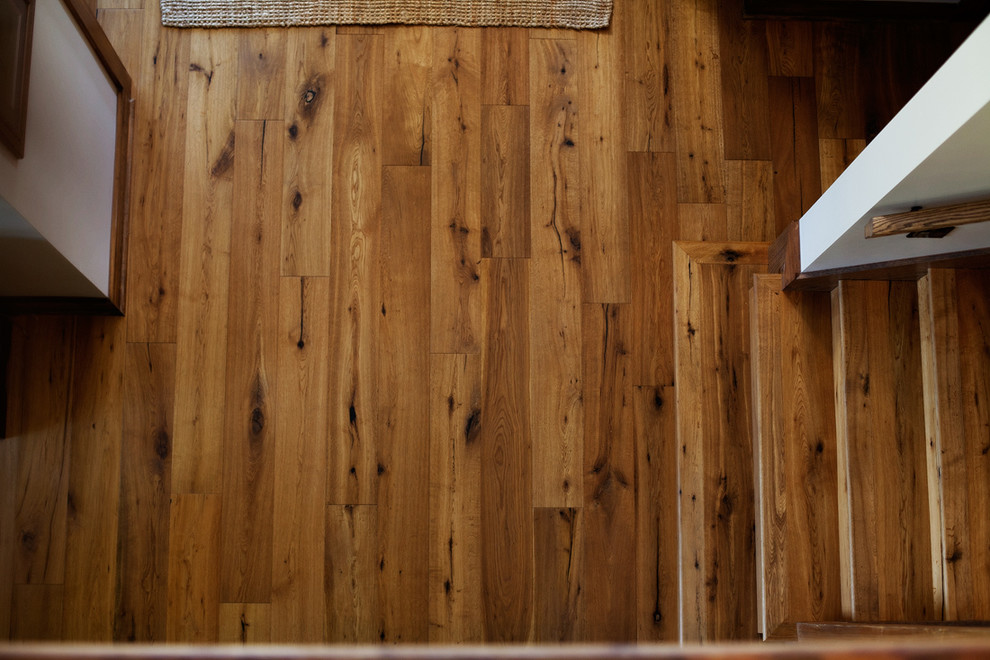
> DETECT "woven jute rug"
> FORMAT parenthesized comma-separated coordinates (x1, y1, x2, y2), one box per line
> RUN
(160, 0, 612, 28)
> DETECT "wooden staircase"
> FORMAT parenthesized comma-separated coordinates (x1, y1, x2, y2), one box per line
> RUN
(674, 242, 990, 642)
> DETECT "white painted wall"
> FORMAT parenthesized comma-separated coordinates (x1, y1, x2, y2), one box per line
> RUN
(799, 14, 990, 273)
(0, 0, 119, 296)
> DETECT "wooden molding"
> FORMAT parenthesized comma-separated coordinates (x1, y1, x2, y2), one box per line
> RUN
(866, 198, 990, 239)
(782, 248, 990, 291)
(768, 221, 801, 288)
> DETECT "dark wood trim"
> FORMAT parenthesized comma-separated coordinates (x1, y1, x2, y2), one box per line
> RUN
(744, 0, 990, 21)
(58, 0, 133, 313)
(768, 220, 801, 288)
(866, 198, 990, 238)
(0, 315, 10, 439)
(0, 0, 35, 158)
(0, 296, 123, 316)
(782, 247, 990, 291)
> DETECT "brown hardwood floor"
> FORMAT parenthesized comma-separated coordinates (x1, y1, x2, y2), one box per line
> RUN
(0, 0, 975, 644)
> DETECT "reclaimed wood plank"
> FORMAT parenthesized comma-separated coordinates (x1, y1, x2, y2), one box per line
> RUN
(237, 30, 286, 121)
(218, 604, 271, 644)
(481, 105, 531, 259)
(677, 203, 728, 243)
(622, 0, 674, 153)
(718, 0, 771, 160)
(10, 585, 62, 641)
(768, 76, 821, 234)
(528, 37, 583, 508)
(166, 494, 221, 642)
(327, 34, 384, 506)
(818, 138, 865, 194)
(632, 385, 678, 642)
(533, 507, 583, 642)
(0, 424, 15, 638)
(271, 277, 330, 642)
(481, 28, 529, 106)
(832, 280, 934, 622)
(431, 28, 482, 354)
(62, 317, 126, 641)
(171, 30, 238, 494)
(480, 258, 533, 642)
(765, 20, 812, 77)
(281, 28, 336, 276)
(581, 303, 636, 642)
(428, 354, 484, 643)
(725, 160, 775, 242)
(576, 27, 630, 302)
(377, 166, 431, 642)
(219, 119, 283, 603)
(383, 27, 432, 166)
(115, 342, 175, 642)
(325, 505, 380, 642)
(814, 23, 866, 140)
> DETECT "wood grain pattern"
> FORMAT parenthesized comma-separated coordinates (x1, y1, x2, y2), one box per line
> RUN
(62, 318, 126, 641)
(10, 585, 62, 641)
(628, 152, 676, 388)
(622, 0, 674, 153)
(814, 23, 866, 140)
(429, 354, 484, 643)
(918, 269, 990, 622)
(377, 167, 431, 643)
(867, 199, 990, 239)
(750, 275, 841, 639)
(220, 119, 283, 603)
(218, 604, 271, 644)
(431, 28, 482, 354)
(382, 27, 432, 166)
(669, 0, 726, 203)
(581, 303, 635, 642)
(818, 138, 865, 193)
(528, 37, 583, 508)
(327, 34, 384, 506)
(480, 258, 533, 642)
(271, 277, 329, 643)
(325, 505, 380, 642)
(632, 385, 678, 642)
(166, 494, 220, 642)
(577, 28, 630, 302)
(674, 242, 766, 642)
(237, 31, 286, 121)
(124, 11, 188, 343)
(718, 0, 771, 161)
(116, 342, 175, 642)
(481, 28, 528, 106)
(281, 28, 336, 276)
(725, 160, 775, 242)
(0, 426, 15, 639)
(533, 507, 583, 642)
(171, 30, 237, 494)
(481, 105, 531, 259)
(832, 280, 934, 622)
(677, 203, 728, 243)
(10, 318, 74, 586)
(768, 76, 821, 233)
(765, 20, 812, 77)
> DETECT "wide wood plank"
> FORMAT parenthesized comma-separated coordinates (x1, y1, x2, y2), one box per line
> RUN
(622, 0, 674, 153)
(674, 242, 765, 642)
(62, 317, 126, 641)
(428, 354, 484, 643)
(765, 20, 813, 77)
(528, 37, 583, 509)
(814, 23, 867, 140)
(918, 268, 990, 622)
(116, 342, 175, 642)
(218, 604, 271, 644)
(125, 11, 189, 342)
(431, 28, 482, 354)
(576, 28, 630, 302)
(581, 303, 636, 642)
(750, 276, 841, 639)
(10, 318, 75, 586)
(325, 505, 380, 642)
(481, 105, 531, 259)
(383, 27, 432, 166)
(832, 280, 934, 622)
(632, 385, 678, 642)
(768, 76, 821, 234)
(166, 494, 221, 642)
(818, 138, 865, 193)
(219, 119, 283, 603)
(271, 277, 330, 643)
(237, 30, 286, 121)
(718, 0, 771, 160)
(481, 28, 529, 106)
(480, 258, 533, 642)
(327, 34, 384, 506)
(10, 585, 62, 641)
(533, 507, 583, 642)
(377, 167, 431, 642)
(669, 0, 725, 203)
(0, 424, 15, 639)
(171, 30, 237, 494)
(725, 160, 775, 242)
(281, 28, 336, 276)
